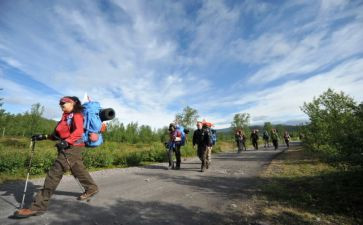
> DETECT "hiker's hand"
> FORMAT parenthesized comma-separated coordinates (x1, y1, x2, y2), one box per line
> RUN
(31, 134, 48, 141)
(55, 140, 69, 151)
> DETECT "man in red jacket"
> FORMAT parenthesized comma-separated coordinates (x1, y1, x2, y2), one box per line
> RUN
(14, 96, 98, 218)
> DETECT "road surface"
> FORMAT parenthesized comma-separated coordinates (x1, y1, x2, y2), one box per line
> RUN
(0, 144, 293, 225)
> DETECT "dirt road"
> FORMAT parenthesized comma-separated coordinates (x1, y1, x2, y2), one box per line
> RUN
(0, 144, 292, 225)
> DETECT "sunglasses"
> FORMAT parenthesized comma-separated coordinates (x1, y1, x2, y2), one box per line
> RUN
(59, 102, 67, 106)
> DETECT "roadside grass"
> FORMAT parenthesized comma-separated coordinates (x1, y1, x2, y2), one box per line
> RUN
(0, 137, 234, 183)
(252, 146, 363, 225)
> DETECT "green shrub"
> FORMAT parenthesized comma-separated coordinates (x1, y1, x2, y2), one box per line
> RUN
(83, 148, 113, 168)
(0, 149, 26, 173)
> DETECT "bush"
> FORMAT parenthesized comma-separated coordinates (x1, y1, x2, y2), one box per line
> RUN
(301, 89, 363, 165)
(83, 148, 114, 168)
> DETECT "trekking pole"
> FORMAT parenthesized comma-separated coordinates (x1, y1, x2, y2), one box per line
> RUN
(53, 135, 84, 193)
(19, 140, 36, 209)
(61, 150, 85, 193)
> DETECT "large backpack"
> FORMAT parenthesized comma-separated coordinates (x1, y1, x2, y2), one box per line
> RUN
(82, 101, 104, 147)
(175, 125, 186, 146)
(211, 129, 217, 145)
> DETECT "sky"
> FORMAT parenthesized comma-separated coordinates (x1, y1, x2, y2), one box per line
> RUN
(0, 0, 363, 129)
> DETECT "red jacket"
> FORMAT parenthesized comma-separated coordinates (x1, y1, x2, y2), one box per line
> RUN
(55, 112, 85, 146)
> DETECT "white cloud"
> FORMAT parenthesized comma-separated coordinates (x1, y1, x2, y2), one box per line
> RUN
(1, 0, 362, 130)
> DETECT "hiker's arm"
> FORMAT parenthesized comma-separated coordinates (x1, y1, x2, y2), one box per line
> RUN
(65, 113, 84, 145)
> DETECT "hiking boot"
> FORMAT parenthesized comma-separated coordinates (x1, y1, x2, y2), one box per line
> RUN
(175, 165, 180, 170)
(206, 161, 209, 169)
(13, 209, 44, 218)
(201, 164, 205, 172)
(77, 189, 99, 201)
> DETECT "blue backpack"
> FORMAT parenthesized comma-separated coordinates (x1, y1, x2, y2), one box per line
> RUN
(82, 101, 103, 147)
(176, 125, 186, 146)
(211, 129, 217, 145)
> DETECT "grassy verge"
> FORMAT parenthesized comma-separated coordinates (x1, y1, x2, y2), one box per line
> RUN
(0, 137, 234, 184)
(251, 146, 363, 225)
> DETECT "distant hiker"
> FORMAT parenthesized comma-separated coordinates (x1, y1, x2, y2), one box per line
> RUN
(284, 131, 291, 148)
(263, 130, 270, 148)
(241, 130, 247, 151)
(299, 133, 304, 140)
(167, 123, 183, 170)
(250, 129, 259, 150)
(14, 96, 99, 218)
(235, 130, 243, 153)
(271, 128, 279, 150)
(193, 122, 212, 172)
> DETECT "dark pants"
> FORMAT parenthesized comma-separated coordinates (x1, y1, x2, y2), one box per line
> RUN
(168, 145, 181, 168)
(272, 140, 278, 150)
(285, 139, 290, 148)
(252, 140, 258, 150)
(31, 146, 98, 211)
(236, 141, 243, 153)
(197, 145, 207, 169)
(264, 139, 269, 148)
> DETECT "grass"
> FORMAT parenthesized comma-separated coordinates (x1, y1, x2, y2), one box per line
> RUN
(0, 137, 234, 183)
(250, 146, 363, 225)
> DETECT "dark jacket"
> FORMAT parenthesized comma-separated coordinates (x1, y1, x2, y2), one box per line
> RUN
(193, 128, 211, 147)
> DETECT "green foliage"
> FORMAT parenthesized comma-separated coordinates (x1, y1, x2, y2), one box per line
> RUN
(301, 89, 363, 164)
(175, 106, 199, 129)
(231, 113, 250, 133)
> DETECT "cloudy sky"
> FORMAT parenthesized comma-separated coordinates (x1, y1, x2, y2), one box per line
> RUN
(1, 0, 363, 128)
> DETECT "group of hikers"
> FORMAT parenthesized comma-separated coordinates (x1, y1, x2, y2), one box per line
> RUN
(235, 128, 291, 152)
(166, 120, 216, 173)
(12, 95, 291, 219)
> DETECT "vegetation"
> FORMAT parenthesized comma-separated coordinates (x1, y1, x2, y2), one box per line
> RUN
(301, 89, 363, 165)
(252, 146, 363, 225)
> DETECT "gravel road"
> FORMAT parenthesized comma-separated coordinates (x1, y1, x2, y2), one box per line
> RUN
(0, 144, 292, 225)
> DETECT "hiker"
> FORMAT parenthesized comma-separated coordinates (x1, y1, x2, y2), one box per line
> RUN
(284, 131, 291, 148)
(235, 130, 243, 153)
(271, 128, 279, 150)
(250, 129, 259, 150)
(193, 122, 212, 172)
(14, 96, 99, 218)
(241, 130, 247, 151)
(167, 123, 182, 170)
(263, 130, 270, 148)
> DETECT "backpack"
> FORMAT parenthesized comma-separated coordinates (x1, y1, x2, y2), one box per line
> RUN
(82, 101, 104, 147)
(175, 125, 186, 146)
(211, 129, 217, 145)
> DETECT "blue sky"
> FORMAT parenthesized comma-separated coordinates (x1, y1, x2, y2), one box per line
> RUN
(1, 0, 363, 128)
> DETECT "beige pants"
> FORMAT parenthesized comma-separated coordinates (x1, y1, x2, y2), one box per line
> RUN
(206, 146, 212, 163)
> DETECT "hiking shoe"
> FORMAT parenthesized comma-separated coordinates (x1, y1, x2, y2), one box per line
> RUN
(175, 165, 180, 170)
(77, 189, 99, 201)
(13, 209, 44, 218)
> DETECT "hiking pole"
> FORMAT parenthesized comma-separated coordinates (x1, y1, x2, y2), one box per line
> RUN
(19, 140, 36, 209)
(53, 135, 84, 193)
(60, 150, 85, 193)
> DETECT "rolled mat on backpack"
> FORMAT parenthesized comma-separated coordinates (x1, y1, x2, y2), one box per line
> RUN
(100, 108, 115, 121)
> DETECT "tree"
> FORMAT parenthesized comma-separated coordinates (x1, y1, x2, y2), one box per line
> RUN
(301, 89, 362, 161)
(174, 106, 199, 129)
(27, 103, 45, 135)
(263, 122, 272, 133)
(231, 113, 250, 132)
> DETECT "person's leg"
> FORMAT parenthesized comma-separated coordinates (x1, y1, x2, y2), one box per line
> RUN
(168, 147, 174, 168)
(31, 154, 66, 212)
(68, 147, 98, 194)
(200, 146, 207, 172)
(175, 145, 181, 169)
(206, 146, 212, 169)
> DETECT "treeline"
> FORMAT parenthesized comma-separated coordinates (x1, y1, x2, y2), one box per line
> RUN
(103, 119, 169, 144)
(0, 103, 56, 137)
(301, 89, 363, 165)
